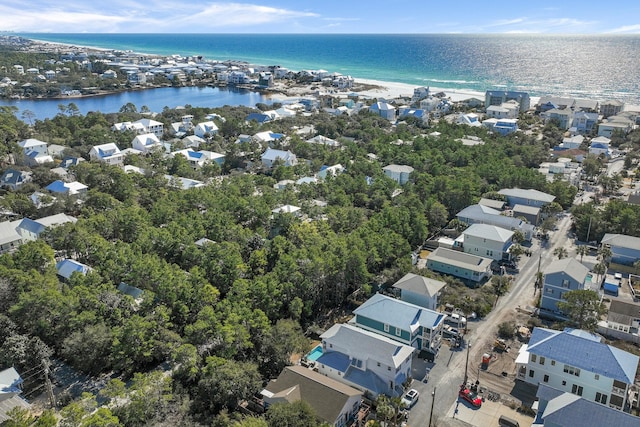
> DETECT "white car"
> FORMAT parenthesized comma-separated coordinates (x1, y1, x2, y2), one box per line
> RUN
(401, 389, 419, 408)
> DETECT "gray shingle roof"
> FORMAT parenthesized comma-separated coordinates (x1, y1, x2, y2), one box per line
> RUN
(392, 273, 446, 298)
(543, 257, 589, 284)
(264, 365, 361, 424)
(463, 223, 514, 242)
(601, 233, 640, 251)
(426, 247, 493, 273)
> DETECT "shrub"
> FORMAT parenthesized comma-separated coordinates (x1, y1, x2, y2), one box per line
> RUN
(498, 321, 516, 339)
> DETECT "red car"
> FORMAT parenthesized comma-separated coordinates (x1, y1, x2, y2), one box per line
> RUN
(459, 386, 482, 407)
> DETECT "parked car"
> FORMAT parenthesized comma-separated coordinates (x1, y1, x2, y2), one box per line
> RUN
(459, 386, 482, 407)
(401, 389, 420, 409)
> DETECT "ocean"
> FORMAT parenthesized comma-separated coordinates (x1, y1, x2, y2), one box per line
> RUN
(16, 33, 640, 104)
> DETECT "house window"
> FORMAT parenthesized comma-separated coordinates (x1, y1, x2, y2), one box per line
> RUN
(388, 367, 391, 371)
(543, 375, 549, 383)
(551, 360, 555, 366)
(545, 287, 553, 294)
(571, 384, 583, 396)
(595, 374, 599, 380)
(539, 357, 545, 365)
(529, 370, 535, 378)
(563, 365, 580, 376)
(384, 324, 390, 333)
(395, 327, 401, 336)
(531, 355, 537, 363)
(562, 279, 570, 288)
(562, 380, 566, 386)
(596, 392, 608, 405)
(377, 362, 381, 367)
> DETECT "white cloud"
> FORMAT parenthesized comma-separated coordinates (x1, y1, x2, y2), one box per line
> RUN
(0, 2, 321, 32)
(605, 24, 640, 34)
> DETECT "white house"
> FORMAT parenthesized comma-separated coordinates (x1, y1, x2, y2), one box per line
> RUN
(89, 143, 124, 166)
(460, 223, 514, 261)
(132, 133, 163, 154)
(589, 136, 612, 157)
(45, 180, 88, 197)
(316, 323, 414, 397)
(193, 121, 219, 138)
(516, 327, 639, 411)
(18, 138, 48, 155)
(0, 220, 24, 254)
(135, 118, 164, 137)
(171, 149, 225, 168)
(261, 148, 297, 168)
(317, 164, 345, 180)
(382, 164, 414, 185)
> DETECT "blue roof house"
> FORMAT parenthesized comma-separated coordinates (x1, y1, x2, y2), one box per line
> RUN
(516, 328, 640, 410)
(0, 169, 32, 191)
(534, 384, 640, 427)
(56, 259, 92, 281)
(516, 327, 639, 411)
(352, 293, 446, 355)
(317, 323, 414, 398)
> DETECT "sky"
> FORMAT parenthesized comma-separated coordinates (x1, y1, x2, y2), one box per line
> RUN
(2, 0, 640, 34)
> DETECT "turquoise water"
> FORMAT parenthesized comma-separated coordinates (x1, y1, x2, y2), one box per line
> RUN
(307, 345, 323, 362)
(16, 33, 640, 104)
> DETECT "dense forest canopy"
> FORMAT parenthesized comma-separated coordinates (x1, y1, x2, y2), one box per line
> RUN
(2, 89, 640, 425)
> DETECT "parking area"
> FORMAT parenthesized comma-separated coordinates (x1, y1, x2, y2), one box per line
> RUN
(446, 397, 534, 426)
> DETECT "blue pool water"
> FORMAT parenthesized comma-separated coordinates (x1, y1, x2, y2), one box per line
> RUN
(307, 345, 323, 362)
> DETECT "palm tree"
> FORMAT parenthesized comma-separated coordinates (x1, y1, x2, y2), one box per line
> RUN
(576, 245, 589, 263)
(553, 247, 568, 260)
(597, 245, 612, 266)
(593, 262, 607, 286)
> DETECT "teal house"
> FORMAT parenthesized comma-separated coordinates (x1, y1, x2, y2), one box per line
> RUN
(352, 293, 446, 356)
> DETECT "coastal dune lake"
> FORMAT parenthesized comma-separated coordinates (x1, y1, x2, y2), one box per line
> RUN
(0, 86, 271, 121)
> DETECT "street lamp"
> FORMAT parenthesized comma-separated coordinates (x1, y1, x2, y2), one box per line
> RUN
(428, 387, 436, 427)
(464, 339, 471, 386)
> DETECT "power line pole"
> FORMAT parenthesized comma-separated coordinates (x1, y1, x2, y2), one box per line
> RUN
(42, 359, 56, 408)
(428, 386, 436, 427)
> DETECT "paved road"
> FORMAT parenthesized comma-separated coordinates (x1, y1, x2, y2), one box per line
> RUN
(406, 213, 575, 426)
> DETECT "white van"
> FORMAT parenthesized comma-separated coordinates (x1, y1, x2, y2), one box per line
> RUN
(447, 312, 467, 326)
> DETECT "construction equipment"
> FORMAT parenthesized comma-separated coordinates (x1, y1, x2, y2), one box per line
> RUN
(494, 338, 509, 352)
(481, 353, 491, 369)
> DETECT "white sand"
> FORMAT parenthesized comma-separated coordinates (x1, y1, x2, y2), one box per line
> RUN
(354, 78, 486, 102)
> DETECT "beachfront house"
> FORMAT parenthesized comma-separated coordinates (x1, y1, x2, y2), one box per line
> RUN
(516, 327, 638, 411)
(600, 100, 624, 118)
(261, 365, 363, 427)
(482, 118, 518, 135)
(425, 247, 493, 284)
(351, 293, 446, 356)
(485, 101, 520, 119)
(540, 258, 590, 314)
(485, 90, 530, 113)
(382, 164, 414, 185)
(316, 323, 414, 398)
(598, 117, 633, 138)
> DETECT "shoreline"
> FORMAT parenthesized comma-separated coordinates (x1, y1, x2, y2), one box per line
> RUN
(15, 36, 502, 106)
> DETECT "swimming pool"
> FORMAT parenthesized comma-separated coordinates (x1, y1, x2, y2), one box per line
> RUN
(307, 345, 323, 362)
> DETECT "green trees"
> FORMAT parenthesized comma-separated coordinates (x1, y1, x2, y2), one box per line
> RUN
(557, 289, 607, 331)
